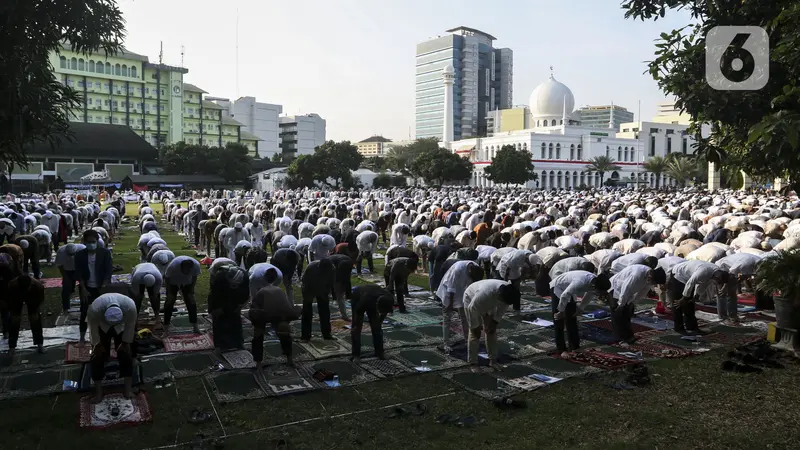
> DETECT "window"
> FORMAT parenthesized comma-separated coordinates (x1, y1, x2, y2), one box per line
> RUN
(570, 144, 575, 160)
(550, 119, 556, 126)
(105, 62, 111, 73)
(682, 139, 688, 154)
(105, 116, 111, 124)
(649, 135, 656, 156)
(77, 80, 84, 88)
(577, 144, 583, 160)
(78, 59, 85, 70)
(666, 129, 674, 135)
(556, 143, 561, 159)
(87, 116, 93, 123)
(624, 147, 629, 161)
(113, 117, 119, 124)
(131, 66, 137, 78)
(649, 127, 659, 134)
(189, 94, 194, 99)
(540, 143, 545, 159)
(122, 64, 128, 76)
(623, 128, 629, 132)
(667, 137, 672, 153)
(618, 146, 622, 161)
(59, 56, 66, 68)
(88, 98, 93, 105)
(89, 60, 95, 72)
(112, 100, 118, 107)
(536, 120, 540, 127)
(548, 143, 553, 159)
(605, 146, 610, 158)
(145, 87, 150, 94)
(70, 57, 77, 69)
(114, 64, 121, 75)
(95, 82, 100, 88)
(104, 99, 109, 106)
(188, 108, 194, 115)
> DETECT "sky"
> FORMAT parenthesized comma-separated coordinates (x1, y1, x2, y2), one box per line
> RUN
(118, 0, 692, 142)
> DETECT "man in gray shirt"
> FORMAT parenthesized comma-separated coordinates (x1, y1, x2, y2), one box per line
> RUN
(87, 293, 138, 403)
(164, 256, 201, 333)
(666, 260, 729, 334)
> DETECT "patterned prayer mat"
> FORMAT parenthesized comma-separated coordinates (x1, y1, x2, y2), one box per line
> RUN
(41, 278, 63, 289)
(163, 333, 214, 353)
(504, 331, 557, 354)
(525, 356, 601, 378)
(222, 350, 256, 369)
(66, 342, 91, 363)
(403, 297, 438, 308)
(259, 366, 319, 396)
(446, 341, 517, 365)
(388, 310, 442, 327)
(206, 370, 267, 403)
(329, 319, 352, 334)
(299, 358, 378, 387)
(440, 369, 521, 400)
(166, 352, 217, 378)
(359, 358, 415, 378)
(381, 329, 438, 349)
(577, 323, 618, 345)
(140, 357, 172, 382)
(708, 324, 764, 335)
(630, 314, 674, 331)
(557, 348, 639, 370)
(737, 293, 756, 306)
(584, 318, 651, 334)
(390, 347, 468, 372)
(79, 362, 144, 391)
(297, 338, 351, 359)
(79, 392, 153, 429)
(702, 332, 765, 347)
(0, 366, 80, 400)
(0, 347, 66, 373)
(610, 340, 694, 359)
(419, 307, 445, 317)
(168, 315, 211, 331)
(338, 333, 375, 354)
(494, 319, 523, 336)
(413, 324, 446, 340)
(257, 340, 313, 364)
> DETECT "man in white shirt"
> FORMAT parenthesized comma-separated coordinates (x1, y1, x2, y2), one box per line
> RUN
(55, 243, 85, 313)
(130, 262, 163, 320)
(715, 253, 763, 323)
(87, 293, 138, 403)
(356, 230, 379, 274)
(666, 260, 729, 334)
(549, 271, 611, 354)
(609, 265, 666, 344)
(164, 256, 202, 333)
(462, 279, 520, 368)
(436, 261, 484, 350)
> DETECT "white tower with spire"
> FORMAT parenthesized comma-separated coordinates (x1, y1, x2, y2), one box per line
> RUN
(608, 101, 615, 129)
(442, 64, 455, 146)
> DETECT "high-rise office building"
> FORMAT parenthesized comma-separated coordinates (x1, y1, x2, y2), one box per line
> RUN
(575, 105, 634, 129)
(279, 114, 326, 157)
(415, 27, 512, 141)
(207, 96, 283, 158)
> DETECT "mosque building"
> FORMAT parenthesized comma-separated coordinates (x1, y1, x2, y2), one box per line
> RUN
(440, 65, 697, 189)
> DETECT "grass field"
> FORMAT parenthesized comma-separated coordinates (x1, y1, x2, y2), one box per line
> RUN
(2, 203, 800, 450)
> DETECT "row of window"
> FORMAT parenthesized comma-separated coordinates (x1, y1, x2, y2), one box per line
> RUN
(63, 78, 165, 97)
(59, 56, 138, 78)
(83, 115, 166, 128)
(84, 98, 166, 112)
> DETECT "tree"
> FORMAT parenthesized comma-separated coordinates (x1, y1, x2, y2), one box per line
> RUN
(161, 142, 253, 183)
(643, 155, 668, 188)
(386, 138, 439, 174)
(410, 147, 473, 186)
(314, 140, 363, 188)
(622, 0, 800, 192)
(363, 156, 387, 171)
(1, 0, 126, 170)
(285, 154, 319, 188)
(666, 154, 697, 187)
(271, 153, 283, 163)
(216, 143, 254, 183)
(584, 156, 621, 186)
(484, 144, 537, 186)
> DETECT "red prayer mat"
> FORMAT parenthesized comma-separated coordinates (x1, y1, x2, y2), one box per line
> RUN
(737, 293, 756, 306)
(702, 332, 764, 347)
(66, 342, 118, 363)
(613, 340, 694, 359)
(79, 392, 153, 429)
(163, 333, 214, 353)
(41, 278, 63, 289)
(556, 348, 639, 370)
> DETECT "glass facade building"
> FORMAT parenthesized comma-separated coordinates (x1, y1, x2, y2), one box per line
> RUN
(575, 105, 635, 129)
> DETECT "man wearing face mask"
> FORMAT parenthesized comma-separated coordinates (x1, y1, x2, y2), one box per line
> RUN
(75, 229, 113, 343)
(55, 242, 86, 312)
(164, 255, 202, 333)
(41, 210, 60, 253)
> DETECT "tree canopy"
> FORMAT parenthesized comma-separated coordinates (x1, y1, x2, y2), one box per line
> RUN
(1, 0, 126, 170)
(622, 0, 800, 191)
(162, 142, 254, 183)
(385, 138, 439, 174)
(284, 140, 363, 188)
(409, 146, 473, 186)
(643, 155, 668, 188)
(584, 155, 621, 185)
(484, 144, 537, 186)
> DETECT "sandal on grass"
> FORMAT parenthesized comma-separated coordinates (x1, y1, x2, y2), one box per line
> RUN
(188, 408, 213, 424)
(386, 406, 411, 418)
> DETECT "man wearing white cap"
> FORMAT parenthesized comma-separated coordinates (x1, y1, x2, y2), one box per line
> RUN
(130, 262, 163, 320)
(87, 293, 138, 403)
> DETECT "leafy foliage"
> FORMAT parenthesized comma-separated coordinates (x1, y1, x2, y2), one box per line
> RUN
(484, 144, 537, 186)
(161, 142, 254, 183)
(371, 173, 407, 188)
(757, 249, 800, 307)
(385, 138, 439, 174)
(362, 156, 388, 172)
(665, 154, 697, 186)
(643, 155, 668, 188)
(409, 146, 473, 186)
(584, 156, 621, 185)
(1, 0, 126, 170)
(622, 0, 800, 192)
(284, 140, 363, 188)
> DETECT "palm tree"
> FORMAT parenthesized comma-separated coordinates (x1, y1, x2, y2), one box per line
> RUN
(666, 155, 696, 187)
(584, 155, 621, 186)
(643, 155, 668, 188)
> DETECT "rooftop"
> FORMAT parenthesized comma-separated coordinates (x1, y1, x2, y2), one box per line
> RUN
(25, 123, 158, 160)
(221, 116, 244, 126)
(240, 130, 262, 141)
(201, 100, 225, 110)
(358, 136, 392, 144)
(59, 43, 150, 62)
(124, 174, 228, 185)
(183, 83, 207, 94)
(445, 26, 497, 41)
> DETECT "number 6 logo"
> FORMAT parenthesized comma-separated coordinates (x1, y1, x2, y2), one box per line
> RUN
(705, 26, 769, 91)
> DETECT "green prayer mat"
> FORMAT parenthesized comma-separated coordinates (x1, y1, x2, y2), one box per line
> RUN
(527, 310, 554, 321)
(206, 371, 267, 403)
(651, 333, 716, 350)
(1, 347, 66, 373)
(166, 352, 217, 378)
(358, 358, 414, 378)
(419, 307, 444, 317)
(526, 356, 600, 378)
(389, 310, 442, 327)
(414, 325, 445, 339)
(169, 315, 210, 330)
(391, 347, 467, 372)
(260, 340, 312, 363)
(0, 368, 64, 399)
(298, 338, 350, 359)
(441, 369, 521, 399)
(494, 319, 521, 336)
(506, 331, 558, 353)
(141, 357, 172, 382)
(521, 295, 550, 305)
(259, 366, 319, 396)
(708, 324, 762, 335)
(497, 363, 539, 379)
(301, 359, 378, 387)
(496, 338, 544, 358)
(382, 329, 434, 349)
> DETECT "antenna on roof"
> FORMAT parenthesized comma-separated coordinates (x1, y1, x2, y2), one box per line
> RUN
(159, 41, 163, 65)
(180, 45, 185, 68)
(235, 9, 240, 98)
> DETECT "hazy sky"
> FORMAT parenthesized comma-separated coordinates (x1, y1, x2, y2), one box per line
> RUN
(119, 0, 691, 142)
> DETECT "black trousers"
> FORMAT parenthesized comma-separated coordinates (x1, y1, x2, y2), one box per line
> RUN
(351, 305, 384, 358)
(193, 225, 200, 246)
(136, 285, 160, 315)
(384, 271, 407, 311)
(755, 289, 774, 310)
(665, 277, 698, 332)
(356, 250, 374, 274)
(611, 302, 635, 342)
(61, 270, 76, 310)
(7, 297, 44, 350)
(535, 271, 551, 297)
(301, 289, 331, 340)
(551, 293, 579, 352)
(80, 286, 102, 337)
(251, 319, 292, 363)
(482, 260, 492, 280)
(164, 284, 197, 325)
(91, 327, 133, 381)
(22, 252, 41, 280)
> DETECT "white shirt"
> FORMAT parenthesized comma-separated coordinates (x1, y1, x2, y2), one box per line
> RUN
(436, 260, 478, 308)
(248, 263, 284, 297)
(475, 245, 497, 263)
(462, 279, 512, 327)
(87, 293, 138, 345)
(309, 234, 336, 256)
(165, 256, 201, 286)
(55, 244, 85, 272)
(550, 270, 597, 313)
(715, 253, 762, 276)
(669, 260, 722, 298)
(151, 249, 175, 275)
(610, 265, 652, 307)
(131, 263, 163, 290)
(586, 249, 621, 274)
(356, 231, 379, 253)
(657, 255, 684, 275)
(497, 249, 533, 281)
(611, 253, 648, 275)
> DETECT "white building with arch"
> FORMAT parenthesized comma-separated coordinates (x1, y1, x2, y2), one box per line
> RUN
(441, 72, 697, 189)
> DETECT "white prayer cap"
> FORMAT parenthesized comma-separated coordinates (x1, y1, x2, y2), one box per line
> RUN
(104, 306, 123, 325)
(18, 239, 29, 249)
(143, 274, 156, 288)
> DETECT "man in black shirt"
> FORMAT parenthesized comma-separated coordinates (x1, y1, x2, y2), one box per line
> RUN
(428, 243, 457, 292)
(300, 258, 336, 340)
(329, 254, 354, 321)
(384, 257, 417, 313)
(271, 247, 301, 304)
(191, 204, 208, 246)
(350, 284, 393, 362)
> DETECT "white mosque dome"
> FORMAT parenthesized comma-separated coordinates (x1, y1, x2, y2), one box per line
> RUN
(529, 74, 575, 118)
(443, 64, 455, 75)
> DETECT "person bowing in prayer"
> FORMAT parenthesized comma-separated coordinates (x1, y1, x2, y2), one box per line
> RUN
(163, 256, 202, 333)
(5, 275, 45, 355)
(609, 265, 666, 344)
(462, 279, 520, 369)
(208, 263, 250, 353)
(549, 271, 611, 355)
(350, 284, 394, 363)
(130, 262, 163, 321)
(55, 242, 85, 313)
(384, 256, 418, 313)
(249, 285, 301, 372)
(715, 253, 764, 322)
(355, 230, 379, 275)
(300, 258, 336, 341)
(86, 293, 138, 403)
(666, 260, 730, 334)
(436, 260, 484, 351)
(329, 254, 354, 321)
(248, 262, 283, 299)
(270, 247, 301, 304)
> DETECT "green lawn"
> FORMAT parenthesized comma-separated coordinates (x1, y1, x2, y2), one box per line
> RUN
(3, 203, 800, 450)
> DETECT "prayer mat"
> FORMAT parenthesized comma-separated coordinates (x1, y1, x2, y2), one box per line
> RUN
(300, 358, 378, 387)
(0, 325, 81, 352)
(111, 273, 132, 284)
(259, 340, 313, 364)
(79, 392, 153, 429)
(381, 329, 431, 349)
(584, 318, 651, 335)
(708, 324, 763, 335)
(205, 371, 267, 403)
(330, 319, 352, 334)
(630, 313, 674, 331)
(79, 362, 144, 391)
(525, 356, 600, 378)
(521, 295, 550, 306)
(496, 362, 541, 380)
(441, 369, 521, 400)
(298, 338, 351, 359)
(404, 297, 438, 308)
(259, 366, 319, 396)
(577, 323, 618, 345)
(168, 315, 211, 331)
(222, 350, 256, 369)
(611, 340, 694, 359)
(338, 333, 374, 353)
(1, 347, 66, 373)
(702, 332, 764, 347)
(650, 333, 718, 350)
(163, 333, 214, 353)
(414, 325, 445, 340)
(505, 331, 557, 353)
(499, 336, 547, 358)
(419, 307, 445, 317)
(557, 348, 639, 370)
(391, 347, 468, 372)
(694, 311, 724, 324)
(140, 357, 172, 382)
(494, 319, 522, 336)
(0, 366, 77, 399)
(66, 342, 92, 363)
(737, 293, 756, 306)
(359, 358, 414, 378)
(500, 375, 545, 391)
(166, 352, 217, 378)
(446, 341, 516, 365)
(389, 310, 442, 327)
(40, 278, 62, 289)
